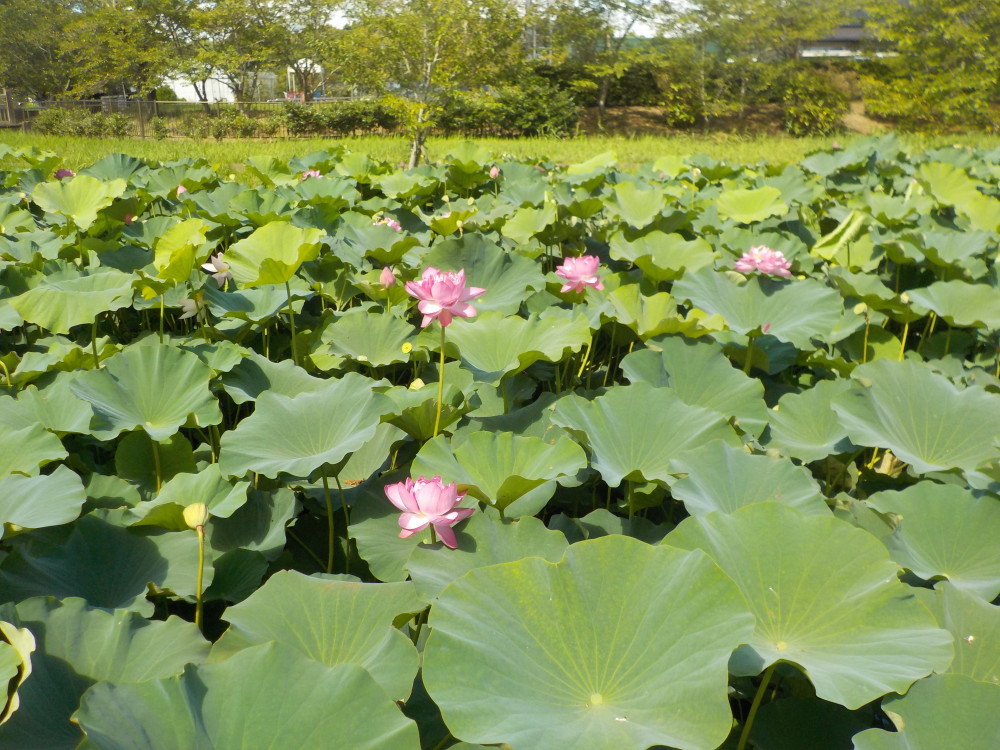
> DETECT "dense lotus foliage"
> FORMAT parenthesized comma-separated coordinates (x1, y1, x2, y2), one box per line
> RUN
(1, 137, 1000, 748)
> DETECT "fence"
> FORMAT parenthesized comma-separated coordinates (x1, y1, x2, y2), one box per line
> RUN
(5, 98, 401, 140)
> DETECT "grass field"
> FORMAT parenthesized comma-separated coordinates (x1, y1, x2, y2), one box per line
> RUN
(4, 131, 1000, 172)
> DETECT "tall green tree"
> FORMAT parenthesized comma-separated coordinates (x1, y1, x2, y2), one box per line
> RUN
(0, 0, 75, 99)
(344, 0, 523, 166)
(862, 0, 1000, 129)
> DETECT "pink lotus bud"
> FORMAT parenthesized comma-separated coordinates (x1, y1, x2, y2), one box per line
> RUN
(404, 266, 486, 328)
(176, 184, 187, 195)
(54, 168, 75, 179)
(380, 266, 396, 288)
(124, 213, 134, 225)
(489, 165, 500, 179)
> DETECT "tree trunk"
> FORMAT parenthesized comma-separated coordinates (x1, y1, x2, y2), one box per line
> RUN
(407, 106, 429, 168)
(597, 76, 610, 130)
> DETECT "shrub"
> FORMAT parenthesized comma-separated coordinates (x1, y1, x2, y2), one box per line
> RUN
(780, 69, 848, 136)
(494, 80, 578, 137)
(281, 101, 322, 136)
(149, 117, 170, 140)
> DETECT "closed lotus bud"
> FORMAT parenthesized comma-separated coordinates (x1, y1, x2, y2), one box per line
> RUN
(489, 165, 500, 179)
(183, 502, 209, 529)
(380, 266, 396, 288)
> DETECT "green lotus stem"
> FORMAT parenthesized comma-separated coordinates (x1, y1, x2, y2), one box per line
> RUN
(0, 358, 11, 393)
(285, 281, 299, 367)
(429, 525, 438, 544)
(151, 439, 162, 492)
(194, 524, 205, 631)
(861, 316, 870, 363)
(743, 334, 756, 375)
(433, 324, 446, 438)
(158, 295, 165, 344)
(502, 377, 510, 414)
(737, 663, 776, 750)
(210, 424, 221, 462)
(286, 526, 326, 570)
(91, 317, 101, 369)
(335, 475, 349, 576)
(898, 319, 909, 361)
(603, 325, 617, 387)
(945, 324, 952, 355)
(577, 336, 593, 378)
(322, 474, 335, 574)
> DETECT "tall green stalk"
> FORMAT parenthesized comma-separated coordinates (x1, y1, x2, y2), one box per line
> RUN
(433, 324, 446, 438)
(737, 663, 776, 750)
(285, 281, 299, 367)
(194, 525, 205, 631)
(322, 474, 335, 574)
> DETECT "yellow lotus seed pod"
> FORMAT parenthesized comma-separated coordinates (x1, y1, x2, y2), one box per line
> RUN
(183, 502, 209, 529)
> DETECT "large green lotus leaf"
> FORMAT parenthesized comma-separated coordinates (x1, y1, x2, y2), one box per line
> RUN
(0, 510, 208, 614)
(866, 482, 1000, 600)
(853, 674, 1000, 750)
(667, 503, 954, 709)
(152, 217, 210, 284)
(223, 222, 324, 287)
(673, 268, 844, 349)
(80, 153, 148, 182)
(405, 512, 568, 601)
(218, 373, 393, 479)
(548, 508, 668, 545)
(73, 642, 420, 750)
(422, 536, 754, 750)
(499, 202, 556, 245)
(205, 486, 297, 562)
(31, 175, 126, 230)
(606, 181, 668, 228)
(0, 596, 207, 750)
(831, 359, 1000, 473)
(608, 230, 716, 281)
(382, 382, 471, 441)
(670, 441, 828, 517)
(129, 465, 250, 531)
(244, 155, 299, 187)
(0, 609, 35, 727)
(1, 376, 93, 434)
(331, 210, 421, 265)
(765, 379, 856, 461)
(114, 432, 197, 496)
(906, 280, 1000, 330)
(603, 285, 727, 340)
(0, 466, 85, 536)
(316, 307, 417, 368)
(211, 571, 421, 700)
(921, 582, 1000, 684)
(716, 186, 788, 224)
(444, 312, 590, 385)
(9, 267, 134, 334)
(918, 161, 1000, 233)
(551, 383, 738, 487)
(0, 423, 67, 476)
(622, 335, 768, 435)
(70, 344, 220, 441)
(421, 234, 545, 316)
(219, 350, 329, 404)
(411, 431, 587, 511)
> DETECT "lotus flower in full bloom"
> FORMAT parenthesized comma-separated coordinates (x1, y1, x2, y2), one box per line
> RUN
(384, 476, 474, 549)
(201, 253, 232, 287)
(555, 255, 604, 293)
(374, 216, 402, 231)
(54, 168, 75, 179)
(178, 295, 206, 321)
(405, 266, 485, 328)
(734, 246, 792, 278)
(301, 169, 322, 180)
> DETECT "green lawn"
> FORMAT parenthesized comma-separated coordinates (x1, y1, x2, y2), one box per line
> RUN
(4, 131, 1000, 171)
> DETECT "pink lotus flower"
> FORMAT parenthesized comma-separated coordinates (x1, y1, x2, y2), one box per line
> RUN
(404, 266, 485, 328)
(301, 169, 322, 180)
(124, 213, 134, 225)
(734, 246, 792, 278)
(54, 168, 75, 179)
(384, 476, 474, 548)
(374, 216, 402, 231)
(176, 184, 187, 196)
(201, 253, 232, 287)
(489, 165, 500, 179)
(380, 266, 396, 288)
(178, 296, 206, 321)
(555, 256, 604, 293)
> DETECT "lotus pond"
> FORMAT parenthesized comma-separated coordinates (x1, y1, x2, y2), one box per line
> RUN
(1, 136, 999, 749)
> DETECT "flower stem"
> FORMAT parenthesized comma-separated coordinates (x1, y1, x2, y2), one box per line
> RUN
(158, 295, 165, 344)
(285, 281, 298, 367)
(433, 324, 446, 438)
(861, 316, 870, 364)
(336, 475, 349, 576)
(429, 525, 438, 544)
(151, 439, 162, 492)
(737, 663, 776, 750)
(898, 319, 909, 361)
(194, 524, 205, 632)
(91, 317, 101, 369)
(322, 474, 334, 574)
(743, 334, 756, 375)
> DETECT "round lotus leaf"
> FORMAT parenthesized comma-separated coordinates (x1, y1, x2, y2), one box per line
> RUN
(0, 597, 207, 750)
(716, 185, 788, 224)
(670, 440, 828, 516)
(0, 465, 85, 537)
(673, 268, 844, 349)
(73, 642, 420, 750)
(2, 376, 93, 434)
(866, 482, 1000, 600)
(444, 311, 591, 385)
(405, 512, 569, 600)
(551, 382, 738, 487)
(212, 570, 421, 700)
(219, 350, 329, 404)
(905, 281, 1000, 330)
(218, 372, 393, 479)
(411, 431, 587, 512)
(920, 582, 1000, 685)
(831, 359, 1000, 473)
(316, 307, 418, 368)
(0, 423, 67, 477)
(114, 432, 197, 496)
(129, 465, 250, 531)
(223, 222, 324, 287)
(765, 379, 856, 462)
(621, 335, 768, 435)
(606, 181, 668, 228)
(422, 535, 754, 750)
(609, 231, 716, 282)
(31, 175, 126, 230)
(0, 613, 34, 727)
(152, 217, 210, 284)
(852, 674, 1000, 750)
(667, 502, 954, 709)
(70, 344, 220, 442)
(9, 267, 134, 335)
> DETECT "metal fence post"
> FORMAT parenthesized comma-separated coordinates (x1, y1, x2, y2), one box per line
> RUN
(137, 99, 146, 138)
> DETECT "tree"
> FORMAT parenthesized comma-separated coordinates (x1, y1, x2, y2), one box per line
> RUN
(0, 0, 75, 99)
(862, 0, 1000, 129)
(270, 0, 342, 101)
(344, 0, 523, 166)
